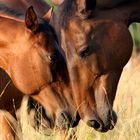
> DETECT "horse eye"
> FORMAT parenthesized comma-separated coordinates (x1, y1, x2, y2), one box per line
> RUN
(79, 46, 90, 58)
(48, 54, 57, 62)
(48, 55, 52, 61)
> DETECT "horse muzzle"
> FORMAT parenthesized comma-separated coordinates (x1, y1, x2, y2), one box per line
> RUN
(87, 110, 117, 132)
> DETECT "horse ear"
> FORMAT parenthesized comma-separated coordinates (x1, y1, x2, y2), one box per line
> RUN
(43, 7, 53, 22)
(76, 0, 96, 18)
(25, 6, 39, 32)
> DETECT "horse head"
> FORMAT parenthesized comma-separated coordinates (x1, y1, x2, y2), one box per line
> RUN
(0, 6, 79, 129)
(51, 0, 140, 132)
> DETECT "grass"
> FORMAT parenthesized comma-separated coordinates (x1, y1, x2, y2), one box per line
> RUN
(129, 24, 140, 52)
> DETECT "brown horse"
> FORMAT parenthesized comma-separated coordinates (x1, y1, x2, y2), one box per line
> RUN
(0, 6, 79, 139)
(50, 0, 140, 132)
(3, 0, 140, 133)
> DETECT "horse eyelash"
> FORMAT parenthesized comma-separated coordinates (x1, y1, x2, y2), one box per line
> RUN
(79, 46, 91, 58)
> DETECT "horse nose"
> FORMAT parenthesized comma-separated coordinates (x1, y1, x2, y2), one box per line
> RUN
(102, 110, 117, 131)
(87, 119, 115, 132)
(86, 113, 103, 131)
(108, 111, 117, 130)
(56, 111, 80, 129)
(87, 120, 103, 131)
(89, 111, 117, 132)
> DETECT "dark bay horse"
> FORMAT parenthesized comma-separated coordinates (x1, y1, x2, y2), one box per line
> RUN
(0, 6, 79, 139)
(50, 0, 140, 132)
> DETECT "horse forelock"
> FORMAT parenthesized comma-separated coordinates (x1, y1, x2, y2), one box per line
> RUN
(55, 0, 95, 28)
(0, 13, 23, 22)
(38, 18, 59, 44)
(56, 0, 76, 27)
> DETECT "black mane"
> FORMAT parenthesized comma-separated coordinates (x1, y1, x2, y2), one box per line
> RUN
(55, 0, 76, 27)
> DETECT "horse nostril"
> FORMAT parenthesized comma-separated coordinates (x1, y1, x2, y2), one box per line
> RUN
(87, 120, 102, 130)
(108, 111, 117, 130)
(70, 113, 80, 127)
(109, 123, 114, 130)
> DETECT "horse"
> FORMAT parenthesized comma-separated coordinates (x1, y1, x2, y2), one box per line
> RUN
(0, 6, 79, 139)
(3, 0, 140, 133)
(50, 0, 140, 132)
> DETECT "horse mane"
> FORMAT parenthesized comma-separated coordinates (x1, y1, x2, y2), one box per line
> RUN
(0, 13, 23, 23)
(0, 4, 24, 19)
(56, 0, 95, 27)
(56, 0, 76, 27)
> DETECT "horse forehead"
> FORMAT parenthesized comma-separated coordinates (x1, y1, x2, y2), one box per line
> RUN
(64, 18, 131, 62)
(68, 19, 92, 34)
(68, 18, 127, 41)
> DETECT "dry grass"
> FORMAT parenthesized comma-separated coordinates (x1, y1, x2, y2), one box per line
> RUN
(13, 52, 140, 140)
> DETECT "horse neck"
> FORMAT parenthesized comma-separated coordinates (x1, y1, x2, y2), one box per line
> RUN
(113, 0, 140, 25)
(0, 16, 26, 72)
(96, 0, 140, 27)
(0, 15, 26, 45)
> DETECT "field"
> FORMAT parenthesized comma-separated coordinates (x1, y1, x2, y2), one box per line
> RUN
(14, 24, 140, 140)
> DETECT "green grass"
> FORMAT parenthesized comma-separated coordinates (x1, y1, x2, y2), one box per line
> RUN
(129, 24, 140, 52)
